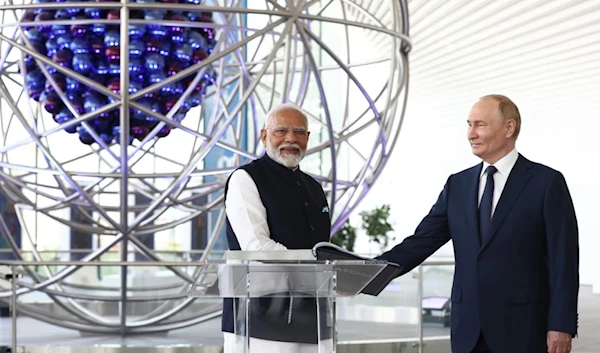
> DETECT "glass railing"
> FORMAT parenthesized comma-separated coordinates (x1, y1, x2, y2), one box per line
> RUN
(0, 255, 455, 353)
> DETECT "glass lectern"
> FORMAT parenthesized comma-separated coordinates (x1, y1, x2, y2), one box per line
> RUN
(188, 250, 390, 353)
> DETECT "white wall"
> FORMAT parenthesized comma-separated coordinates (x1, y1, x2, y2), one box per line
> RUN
(353, 90, 600, 292)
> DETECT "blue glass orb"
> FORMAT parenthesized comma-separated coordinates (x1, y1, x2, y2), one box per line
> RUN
(188, 30, 208, 51)
(104, 30, 120, 47)
(45, 36, 59, 57)
(145, 53, 165, 71)
(129, 24, 146, 39)
(112, 126, 135, 145)
(54, 9, 71, 20)
(73, 54, 94, 74)
(56, 109, 78, 134)
(51, 24, 69, 36)
(130, 40, 145, 57)
(71, 37, 91, 55)
(56, 33, 73, 51)
(174, 43, 192, 62)
(189, 91, 202, 107)
(147, 24, 167, 38)
(148, 71, 166, 85)
(92, 24, 106, 35)
(85, 8, 101, 19)
(77, 127, 95, 144)
(25, 27, 43, 42)
(96, 60, 109, 76)
(66, 77, 83, 92)
(84, 93, 105, 114)
(129, 81, 143, 94)
(129, 58, 143, 75)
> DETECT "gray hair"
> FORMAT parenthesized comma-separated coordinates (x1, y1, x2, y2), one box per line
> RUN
(264, 103, 308, 129)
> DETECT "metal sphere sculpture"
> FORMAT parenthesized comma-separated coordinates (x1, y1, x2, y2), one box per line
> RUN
(0, 0, 411, 334)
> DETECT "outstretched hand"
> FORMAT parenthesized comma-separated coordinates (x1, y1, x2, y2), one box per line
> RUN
(547, 331, 572, 353)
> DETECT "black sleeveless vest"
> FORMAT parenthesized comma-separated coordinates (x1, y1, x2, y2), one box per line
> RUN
(221, 154, 331, 343)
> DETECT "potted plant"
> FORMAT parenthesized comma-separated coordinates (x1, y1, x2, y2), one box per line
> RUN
(359, 204, 394, 252)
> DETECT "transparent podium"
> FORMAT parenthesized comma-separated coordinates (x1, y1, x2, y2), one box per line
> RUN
(188, 250, 390, 353)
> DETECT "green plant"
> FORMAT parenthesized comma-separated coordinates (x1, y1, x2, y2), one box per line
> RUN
(359, 204, 394, 251)
(330, 220, 357, 252)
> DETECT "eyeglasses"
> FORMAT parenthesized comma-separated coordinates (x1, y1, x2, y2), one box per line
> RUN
(266, 127, 308, 138)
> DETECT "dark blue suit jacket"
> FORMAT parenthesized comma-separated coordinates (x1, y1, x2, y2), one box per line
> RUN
(378, 155, 579, 353)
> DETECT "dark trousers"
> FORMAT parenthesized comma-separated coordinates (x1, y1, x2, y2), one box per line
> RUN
(471, 333, 494, 353)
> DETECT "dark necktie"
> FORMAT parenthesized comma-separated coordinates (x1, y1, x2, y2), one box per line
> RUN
(479, 166, 497, 245)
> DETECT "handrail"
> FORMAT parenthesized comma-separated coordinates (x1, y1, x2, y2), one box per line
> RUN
(0, 258, 457, 266)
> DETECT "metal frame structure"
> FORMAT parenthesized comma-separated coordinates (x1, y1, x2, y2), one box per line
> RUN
(0, 0, 411, 334)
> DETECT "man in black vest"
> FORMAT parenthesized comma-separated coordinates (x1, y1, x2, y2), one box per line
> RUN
(222, 103, 332, 352)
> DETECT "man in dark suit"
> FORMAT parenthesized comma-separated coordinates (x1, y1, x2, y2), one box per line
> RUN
(378, 95, 579, 353)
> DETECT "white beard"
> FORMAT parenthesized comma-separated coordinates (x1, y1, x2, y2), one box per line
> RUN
(266, 141, 305, 168)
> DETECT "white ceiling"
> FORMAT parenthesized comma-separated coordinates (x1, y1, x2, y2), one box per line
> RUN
(407, 0, 600, 111)
(356, 0, 600, 282)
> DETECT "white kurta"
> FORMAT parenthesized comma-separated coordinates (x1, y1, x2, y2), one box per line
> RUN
(223, 169, 333, 353)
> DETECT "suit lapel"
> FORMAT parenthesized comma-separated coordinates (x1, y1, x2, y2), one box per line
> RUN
(480, 155, 532, 251)
(466, 163, 483, 249)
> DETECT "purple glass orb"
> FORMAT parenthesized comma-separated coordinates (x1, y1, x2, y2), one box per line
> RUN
(167, 61, 182, 76)
(35, 12, 54, 33)
(91, 37, 104, 55)
(131, 126, 149, 140)
(53, 49, 73, 67)
(42, 91, 63, 114)
(157, 126, 171, 137)
(21, 10, 36, 30)
(105, 47, 120, 64)
(45, 73, 67, 92)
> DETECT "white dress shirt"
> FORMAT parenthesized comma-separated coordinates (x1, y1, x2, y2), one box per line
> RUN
(478, 148, 519, 216)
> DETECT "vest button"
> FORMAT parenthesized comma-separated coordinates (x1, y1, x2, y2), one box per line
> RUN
(304, 202, 308, 207)
(296, 181, 301, 186)
(310, 225, 315, 231)
(478, 256, 484, 262)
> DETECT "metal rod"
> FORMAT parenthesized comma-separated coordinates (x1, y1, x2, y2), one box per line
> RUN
(119, 0, 131, 337)
(11, 265, 18, 352)
(417, 265, 423, 353)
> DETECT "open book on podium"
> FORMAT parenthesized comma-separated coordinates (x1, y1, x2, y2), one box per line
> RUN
(311, 242, 403, 296)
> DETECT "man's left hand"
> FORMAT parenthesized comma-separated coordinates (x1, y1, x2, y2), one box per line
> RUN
(547, 331, 572, 353)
